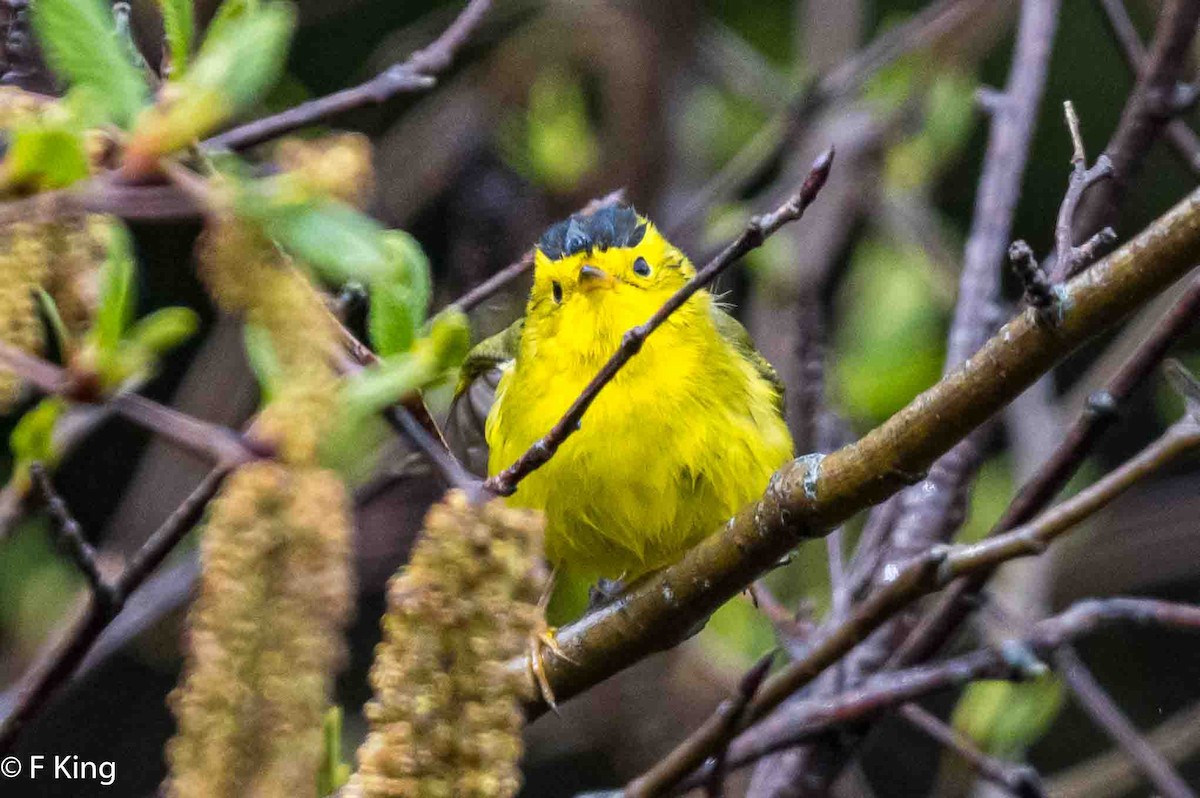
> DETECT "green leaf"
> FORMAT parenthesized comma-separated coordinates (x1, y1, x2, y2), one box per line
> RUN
(252, 199, 391, 282)
(2, 123, 90, 191)
(341, 345, 441, 420)
(316, 707, 352, 796)
(157, 0, 195, 77)
(127, 1, 294, 158)
(242, 323, 283, 401)
(126, 307, 199, 355)
(428, 309, 471, 367)
(368, 282, 417, 358)
(35, 289, 71, 357)
(93, 224, 137, 365)
(31, 0, 149, 127)
(9, 398, 65, 466)
(382, 231, 431, 318)
(203, 0, 254, 45)
(185, 0, 293, 115)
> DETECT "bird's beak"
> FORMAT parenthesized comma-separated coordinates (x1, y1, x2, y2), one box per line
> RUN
(578, 264, 616, 292)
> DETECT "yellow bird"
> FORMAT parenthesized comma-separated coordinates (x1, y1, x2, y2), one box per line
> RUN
(453, 204, 793, 590)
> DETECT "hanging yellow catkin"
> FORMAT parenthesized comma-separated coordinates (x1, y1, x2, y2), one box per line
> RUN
(275, 133, 375, 209)
(346, 490, 546, 798)
(0, 223, 50, 410)
(165, 462, 353, 798)
(44, 215, 109, 337)
(198, 219, 339, 464)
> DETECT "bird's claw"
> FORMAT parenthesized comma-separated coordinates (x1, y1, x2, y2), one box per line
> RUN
(527, 627, 577, 714)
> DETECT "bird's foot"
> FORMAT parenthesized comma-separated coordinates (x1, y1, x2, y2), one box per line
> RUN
(586, 577, 626, 611)
(527, 626, 578, 714)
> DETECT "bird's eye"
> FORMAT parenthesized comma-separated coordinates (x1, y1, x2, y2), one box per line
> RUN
(633, 257, 652, 277)
(552, 281, 563, 303)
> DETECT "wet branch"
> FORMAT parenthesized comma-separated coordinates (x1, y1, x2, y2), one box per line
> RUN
(501, 185, 1200, 722)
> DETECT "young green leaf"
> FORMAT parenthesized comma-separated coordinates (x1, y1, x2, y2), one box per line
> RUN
(368, 281, 417, 358)
(35, 289, 71, 358)
(1, 122, 90, 191)
(250, 199, 392, 283)
(242, 323, 283, 401)
(316, 707, 352, 797)
(9, 398, 65, 466)
(126, 306, 200, 355)
(383, 230, 432, 318)
(203, 0, 253, 46)
(31, 0, 149, 128)
(92, 223, 137, 366)
(157, 0, 195, 78)
(126, 1, 295, 166)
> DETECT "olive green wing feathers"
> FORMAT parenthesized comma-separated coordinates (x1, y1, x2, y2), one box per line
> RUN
(710, 305, 787, 418)
(445, 318, 524, 476)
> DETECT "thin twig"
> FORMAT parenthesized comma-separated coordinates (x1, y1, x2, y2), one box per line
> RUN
(443, 188, 628, 313)
(503, 187, 1200, 720)
(0, 467, 233, 752)
(1070, 0, 1200, 253)
(484, 148, 835, 497)
(1055, 647, 1197, 798)
(616, 413, 1200, 796)
(898, 704, 1047, 798)
(204, 0, 493, 151)
(1051, 101, 1116, 281)
(29, 465, 114, 607)
(0, 343, 261, 467)
(670, 598, 1200, 788)
(1096, 0, 1200, 177)
(700, 652, 777, 798)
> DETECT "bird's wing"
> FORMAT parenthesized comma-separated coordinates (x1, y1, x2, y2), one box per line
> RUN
(445, 318, 524, 475)
(710, 305, 786, 418)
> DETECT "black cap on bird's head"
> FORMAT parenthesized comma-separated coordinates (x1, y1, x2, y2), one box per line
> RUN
(537, 203, 648, 261)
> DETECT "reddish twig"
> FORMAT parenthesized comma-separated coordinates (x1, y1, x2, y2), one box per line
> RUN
(1096, 0, 1200, 177)
(1055, 647, 1196, 798)
(29, 464, 114, 607)
(0, 467, 233, 752)
(204, 0, 493, 151)
(484, 148, 835, 497)
(898, 704, 1047, 798)
(0, 343, 261, 467)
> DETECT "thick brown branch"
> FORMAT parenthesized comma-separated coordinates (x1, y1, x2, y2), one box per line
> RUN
(896, 271, 1200, 667)
(484, 148, 835, 497)
(504, 185, 1200, 721)
(204, 0, 493, 151)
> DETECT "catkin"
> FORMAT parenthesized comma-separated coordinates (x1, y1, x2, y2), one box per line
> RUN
(44, 215, 109, 337)
(275, 133, 375, 209)
(0, 223, 50, 410)
(165, 462, 353, 798)
(198, 220, 339, 464)
(346, 491, 546, 798)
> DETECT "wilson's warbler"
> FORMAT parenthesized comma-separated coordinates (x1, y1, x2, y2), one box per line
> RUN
(454, 204, 793, 588)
